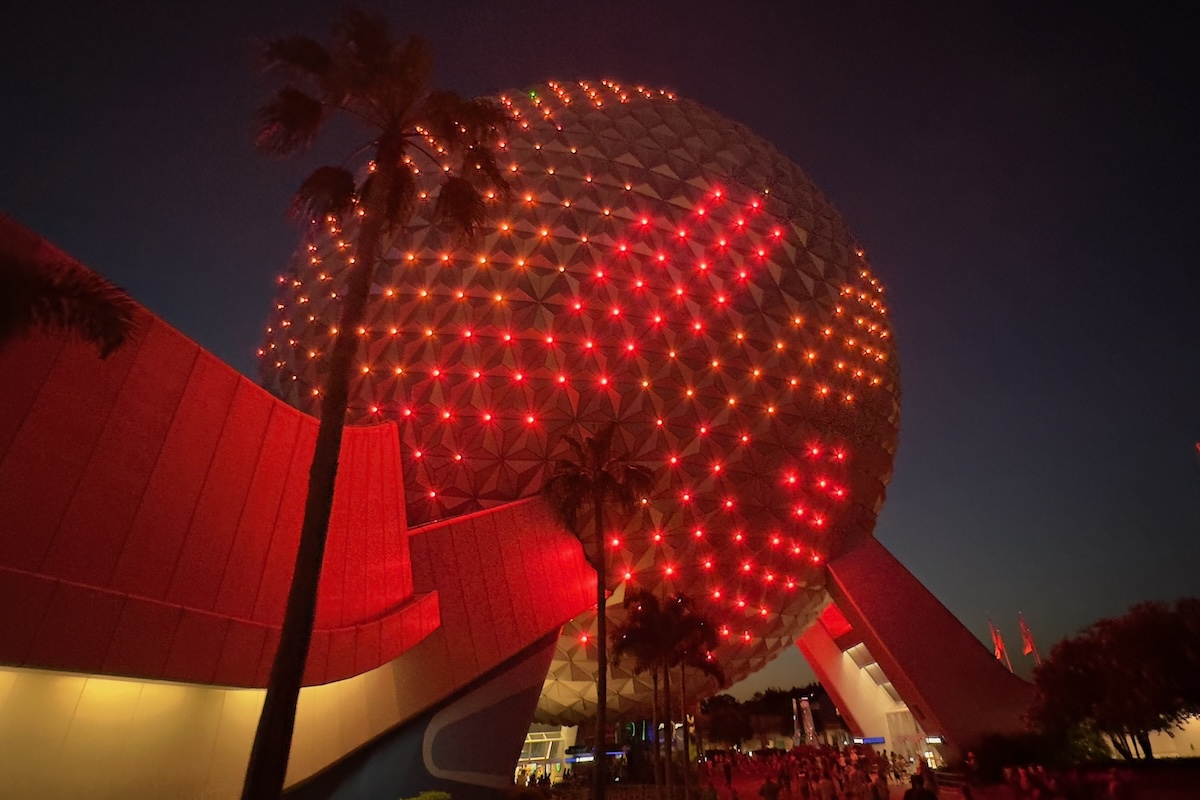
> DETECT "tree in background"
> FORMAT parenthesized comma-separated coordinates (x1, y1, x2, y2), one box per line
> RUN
(244, 7, 509, 798)
(544, 423, 654, 800)
(699, 694, 752, 749)
(1029, 597, 1200, 760)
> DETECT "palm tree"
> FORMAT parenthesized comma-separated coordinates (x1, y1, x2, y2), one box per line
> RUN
(244, 8, 509, 799)
(543, 422, 654, 800)
(613, 589, 670, 800)
(666, 596, 725, 800)
(612, 590, 724, 800)
(0, 224, 138, 357)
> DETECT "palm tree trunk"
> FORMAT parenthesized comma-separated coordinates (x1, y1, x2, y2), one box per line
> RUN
(241, 165, 393, 800)
(593, 495, 608, 800)
(1110, 734, 1132, 760)
(1136, 731, 1154, 760)
(680, 664, 691, 800)
(652, 669, 663, 800)
(663, 660, 674, 800)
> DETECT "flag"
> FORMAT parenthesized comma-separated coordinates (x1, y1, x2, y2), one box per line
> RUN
(1019, 612, 1041, 666)
(989, 619, 1013, 672)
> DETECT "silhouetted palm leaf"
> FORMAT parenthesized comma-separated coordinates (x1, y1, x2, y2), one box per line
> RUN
(261, 35, 333, 81)
(463, 145, 511, 198)
(256, 88, 324, 155)
(0, 249, 138, 358)
(291, 166, 357, 222)
(338, 5, 393, 73)
(432, 176, 485, 239)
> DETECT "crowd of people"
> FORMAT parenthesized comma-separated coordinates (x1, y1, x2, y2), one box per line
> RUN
(996, 765, 1137, 800)
(698, 745, 931, 800)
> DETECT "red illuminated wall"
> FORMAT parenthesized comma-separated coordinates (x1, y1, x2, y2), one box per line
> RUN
(0, 216, 440, 687)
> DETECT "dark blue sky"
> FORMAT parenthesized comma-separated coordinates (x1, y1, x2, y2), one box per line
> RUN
(3, 1, 1198, 694)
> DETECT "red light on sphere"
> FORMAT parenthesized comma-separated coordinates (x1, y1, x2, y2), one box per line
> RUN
(703, 559, 714, 569)
(580, 633, 589, 644)
(623, 570, 633, 580)
(610, 536, 621, 547)
(664, 565, 675, 576)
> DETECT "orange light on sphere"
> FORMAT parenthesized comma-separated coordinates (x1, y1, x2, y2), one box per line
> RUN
(262, 79, 900, 724)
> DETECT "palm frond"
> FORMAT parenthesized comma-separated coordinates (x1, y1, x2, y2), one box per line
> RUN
(290, 166, 358, 223)
(256, 87, 325, 156)
(431, 176, 485, 239)
(562, 435, 588, 467)
(388, 35, 434, 114)
(261, 35, 332, 82)
(337, 5, 392, 72)
(456, 98, 510, 142)
(416, 91, 507, 153)
(0, 249, 139, 358)
(462, 144, 513, 200)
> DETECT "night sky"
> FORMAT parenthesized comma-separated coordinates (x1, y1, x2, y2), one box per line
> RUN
(4, 1, 1198, 697)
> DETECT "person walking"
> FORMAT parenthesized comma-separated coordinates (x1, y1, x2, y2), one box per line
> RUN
(903, 774, 936, 800)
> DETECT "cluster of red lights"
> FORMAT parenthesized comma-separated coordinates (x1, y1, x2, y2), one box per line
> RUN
(262, 80, 900, 696)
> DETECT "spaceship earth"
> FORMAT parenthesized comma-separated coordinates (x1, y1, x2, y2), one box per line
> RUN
(261, 79, 900, 723)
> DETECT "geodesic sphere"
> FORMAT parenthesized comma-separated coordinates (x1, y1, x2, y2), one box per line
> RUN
(261, 79, 900, 722)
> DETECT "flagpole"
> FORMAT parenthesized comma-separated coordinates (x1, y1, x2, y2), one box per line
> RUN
(989, 619, 1013, 673)
(1019, 612, 1041, 667)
